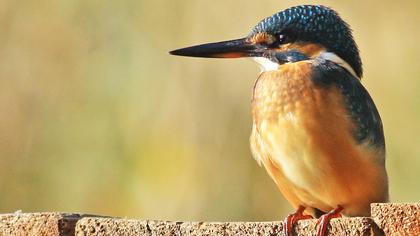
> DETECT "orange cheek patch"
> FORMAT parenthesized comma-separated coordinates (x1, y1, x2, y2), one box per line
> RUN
(277, 42, 326, 58)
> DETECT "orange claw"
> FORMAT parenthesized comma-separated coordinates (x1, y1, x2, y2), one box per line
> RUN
(316, 206, 344, 236)
(284, 206, 313, 236)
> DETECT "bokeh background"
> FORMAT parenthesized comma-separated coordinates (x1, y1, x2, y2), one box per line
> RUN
(0, 0, 419, 221)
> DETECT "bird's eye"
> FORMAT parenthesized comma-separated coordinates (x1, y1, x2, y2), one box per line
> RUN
(276, 31, 296, 45)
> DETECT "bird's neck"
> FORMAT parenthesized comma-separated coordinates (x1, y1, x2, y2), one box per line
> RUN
(253, 51, 360, 80)
(316, 52, 359, 79)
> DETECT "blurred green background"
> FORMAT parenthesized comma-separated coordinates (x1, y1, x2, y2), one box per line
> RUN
(0, 0, 419, 221)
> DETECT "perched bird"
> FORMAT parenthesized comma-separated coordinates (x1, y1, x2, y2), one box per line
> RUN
(170, 5, 388, 236)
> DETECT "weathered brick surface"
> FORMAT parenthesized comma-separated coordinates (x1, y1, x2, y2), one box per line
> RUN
(0, 212, 82, 236)
(74, 217, 379, 236)
(372, 203, 420, 236)
(0, 203, 418, 235)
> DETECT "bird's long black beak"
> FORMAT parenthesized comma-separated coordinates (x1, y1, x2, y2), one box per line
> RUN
(169, 38, 264, 58)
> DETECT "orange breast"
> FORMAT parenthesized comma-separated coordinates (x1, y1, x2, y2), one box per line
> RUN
(250, 62, 388, 216)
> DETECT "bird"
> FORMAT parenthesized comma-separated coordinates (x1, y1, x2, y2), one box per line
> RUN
(170, 5, 389, 236)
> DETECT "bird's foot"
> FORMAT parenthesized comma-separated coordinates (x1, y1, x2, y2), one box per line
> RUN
(316, 206, 343, 236)
(283, 206, 313, 236)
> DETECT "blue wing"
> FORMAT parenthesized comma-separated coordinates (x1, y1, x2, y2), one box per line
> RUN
(312, 61, 385, 150)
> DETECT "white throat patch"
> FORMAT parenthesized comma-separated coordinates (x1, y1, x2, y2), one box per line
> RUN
(252, 57, 279, 72)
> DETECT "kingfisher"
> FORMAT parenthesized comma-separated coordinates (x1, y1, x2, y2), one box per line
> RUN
(170, 5, 388, 236)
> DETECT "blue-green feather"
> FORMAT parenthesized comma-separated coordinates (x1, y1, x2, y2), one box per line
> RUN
(312, 60, 385, 151)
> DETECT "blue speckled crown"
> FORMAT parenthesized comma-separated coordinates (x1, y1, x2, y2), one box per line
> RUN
(250, 5, 362, 78)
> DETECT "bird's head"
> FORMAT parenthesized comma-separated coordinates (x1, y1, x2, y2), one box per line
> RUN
(170, 5, 362, 78)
